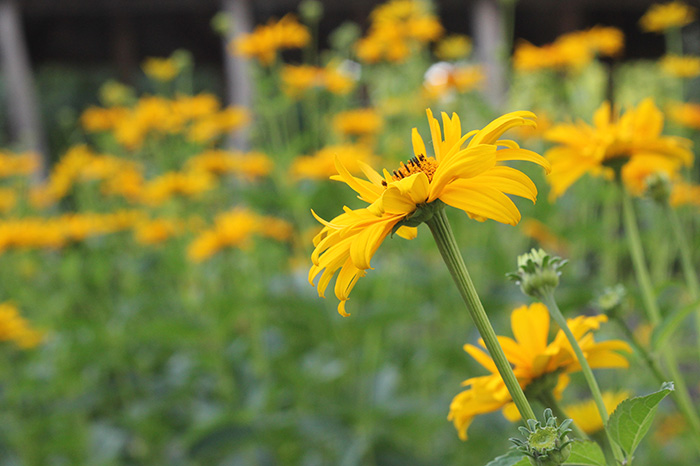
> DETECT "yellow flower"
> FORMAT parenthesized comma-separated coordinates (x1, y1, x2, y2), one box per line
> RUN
(640, 1, 696, 33)
(544, 98, 693, 198)
(448, 303, 632, 440)
(0, 150, 40, 178)
(142, 57, 180, 82)
(513, 27, 623, 73)
(231, 14, 310, 66)
(670, 181, 700, 207)
(0, 302, 45, 349)
(185, 150, 273, 179)
(281, 65, 355, 98)
(660, 54, 700, 78)
(292, 144, 378, 181)
(565, 391, 629, 434)
(140, 171, 216, 206)
(333, 109, 384, 138)
(134, 218, 182, 245)
(187, 208, 292, 262)
(435, 34, 472, 61)
(668, 101, 700, 129)
(355, 0, 443, 64)
(309, 109, 550, 316)
(187, 107, 250, 144)
(620, 153, 683, 196)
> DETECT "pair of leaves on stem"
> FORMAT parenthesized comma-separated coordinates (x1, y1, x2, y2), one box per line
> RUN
(487, 382, 674, 466)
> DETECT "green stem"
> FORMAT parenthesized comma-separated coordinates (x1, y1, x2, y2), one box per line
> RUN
(665, 203, 699, 299)
(621, 186, 661, 324)
(620, 186, 700, 451)
(426, 207, 536, 422)
(539, 292, 624, 465)
(535, 389, 588, 441)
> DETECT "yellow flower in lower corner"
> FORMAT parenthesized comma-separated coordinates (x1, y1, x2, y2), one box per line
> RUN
(448, 303, 632, 440)
(545, 98, 693, 199)
(310, 109, 551, 316)
(0, 302, 45, 349)
(565, 391, 629, 434)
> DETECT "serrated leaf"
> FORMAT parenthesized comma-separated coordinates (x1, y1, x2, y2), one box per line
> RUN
(607, 383, 674, 460)
(563, 440, 606, 466)
(484, 450, 526, 466)
(650, 299, 700, 350)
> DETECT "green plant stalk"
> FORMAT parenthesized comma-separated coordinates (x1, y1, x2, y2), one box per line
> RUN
(611, 314, 700, 453)
(620, 188, 700, 447)
(534, 389, 588, 441)
(539, 292, 623, 465)
(425, 207, 536, 423)
(664, 202, 700, 360)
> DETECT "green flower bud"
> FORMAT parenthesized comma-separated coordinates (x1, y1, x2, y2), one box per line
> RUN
(507, 249, 567, 299)
(597, 284, 627, 318)
(510, 408, 573, 466)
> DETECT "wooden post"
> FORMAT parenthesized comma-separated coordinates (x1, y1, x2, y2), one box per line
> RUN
(221, 0, 253, 150)
(0, 0, 47, 178)
(472, 0, 507, 109)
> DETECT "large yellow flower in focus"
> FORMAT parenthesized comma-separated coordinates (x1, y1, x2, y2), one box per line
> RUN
(310, 110, 550, 316)
(448, 303, 632, 440)
(544, 98, 693, 198)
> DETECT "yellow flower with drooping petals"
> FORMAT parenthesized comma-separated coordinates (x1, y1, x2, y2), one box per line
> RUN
(292, 144, 379, 181)
(333, 109, 384, 138)
(142, 57, 180, 82)
(660, 54, 700, 78)
(309, 109, 551, 316)
(231, 14, 310, 66)
(448, 303, 631, 440)
(545, 98, 693, 198)
(435, 34, 472, 61)
(0, 302, 45, 349)
(565, 391, 629, 434)
(640, 1, 696, 33)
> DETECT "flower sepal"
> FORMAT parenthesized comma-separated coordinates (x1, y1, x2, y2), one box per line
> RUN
(508, 248, 567, 298)
(390, 199, 444, 235)
(510, 408, 573, 466)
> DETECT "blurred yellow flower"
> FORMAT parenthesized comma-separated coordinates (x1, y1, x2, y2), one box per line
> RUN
(81, 106, 129, 133)
(291, 144, 378, 181)
(0, 188, 16, 214)
(186, 150, 273, 179)
(640, 1, 696, 33)
(660, 54, 700, 78)
(620, 153, 683, 197)
(134, 218, 182, 245)
(355, 0, 443, 64)
(0, 150, 40, 178)
(332, 109, 384, 138)
(423, 63, 485, 99)
(187, 107, 250, 144)
(0, 302, 44, 349)
(188, 208, 292, 262)
(434, 34, 472, 61)
(564, 391, 629, 434)
(668, 101, 700, 129)
(513, 26, 623, 73)
(670, 181, 700, 207)
(142, 57, 180, 82)
(545, 98, 693, 198)
(140, 171, 217, 206)
(231, 14, 310, 66)
(281, 65, 355, 98)
(449, 303, 631, 440)
(310, 109, 550, 316)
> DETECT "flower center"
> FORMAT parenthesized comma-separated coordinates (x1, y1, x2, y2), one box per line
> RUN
(382, 153, 438, 186)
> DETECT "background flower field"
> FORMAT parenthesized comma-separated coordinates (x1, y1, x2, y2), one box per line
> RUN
(0, 1, 699, 465)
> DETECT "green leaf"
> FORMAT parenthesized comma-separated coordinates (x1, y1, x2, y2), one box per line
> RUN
(484, 450, 527, 466)
(564, 441, 606, 466)
(651, 299, 700, 350)
(607, 382, 674, 460)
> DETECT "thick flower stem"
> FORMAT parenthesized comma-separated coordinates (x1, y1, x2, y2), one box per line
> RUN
(426, 207, 536, 423)
(539, 292, 624, 465)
